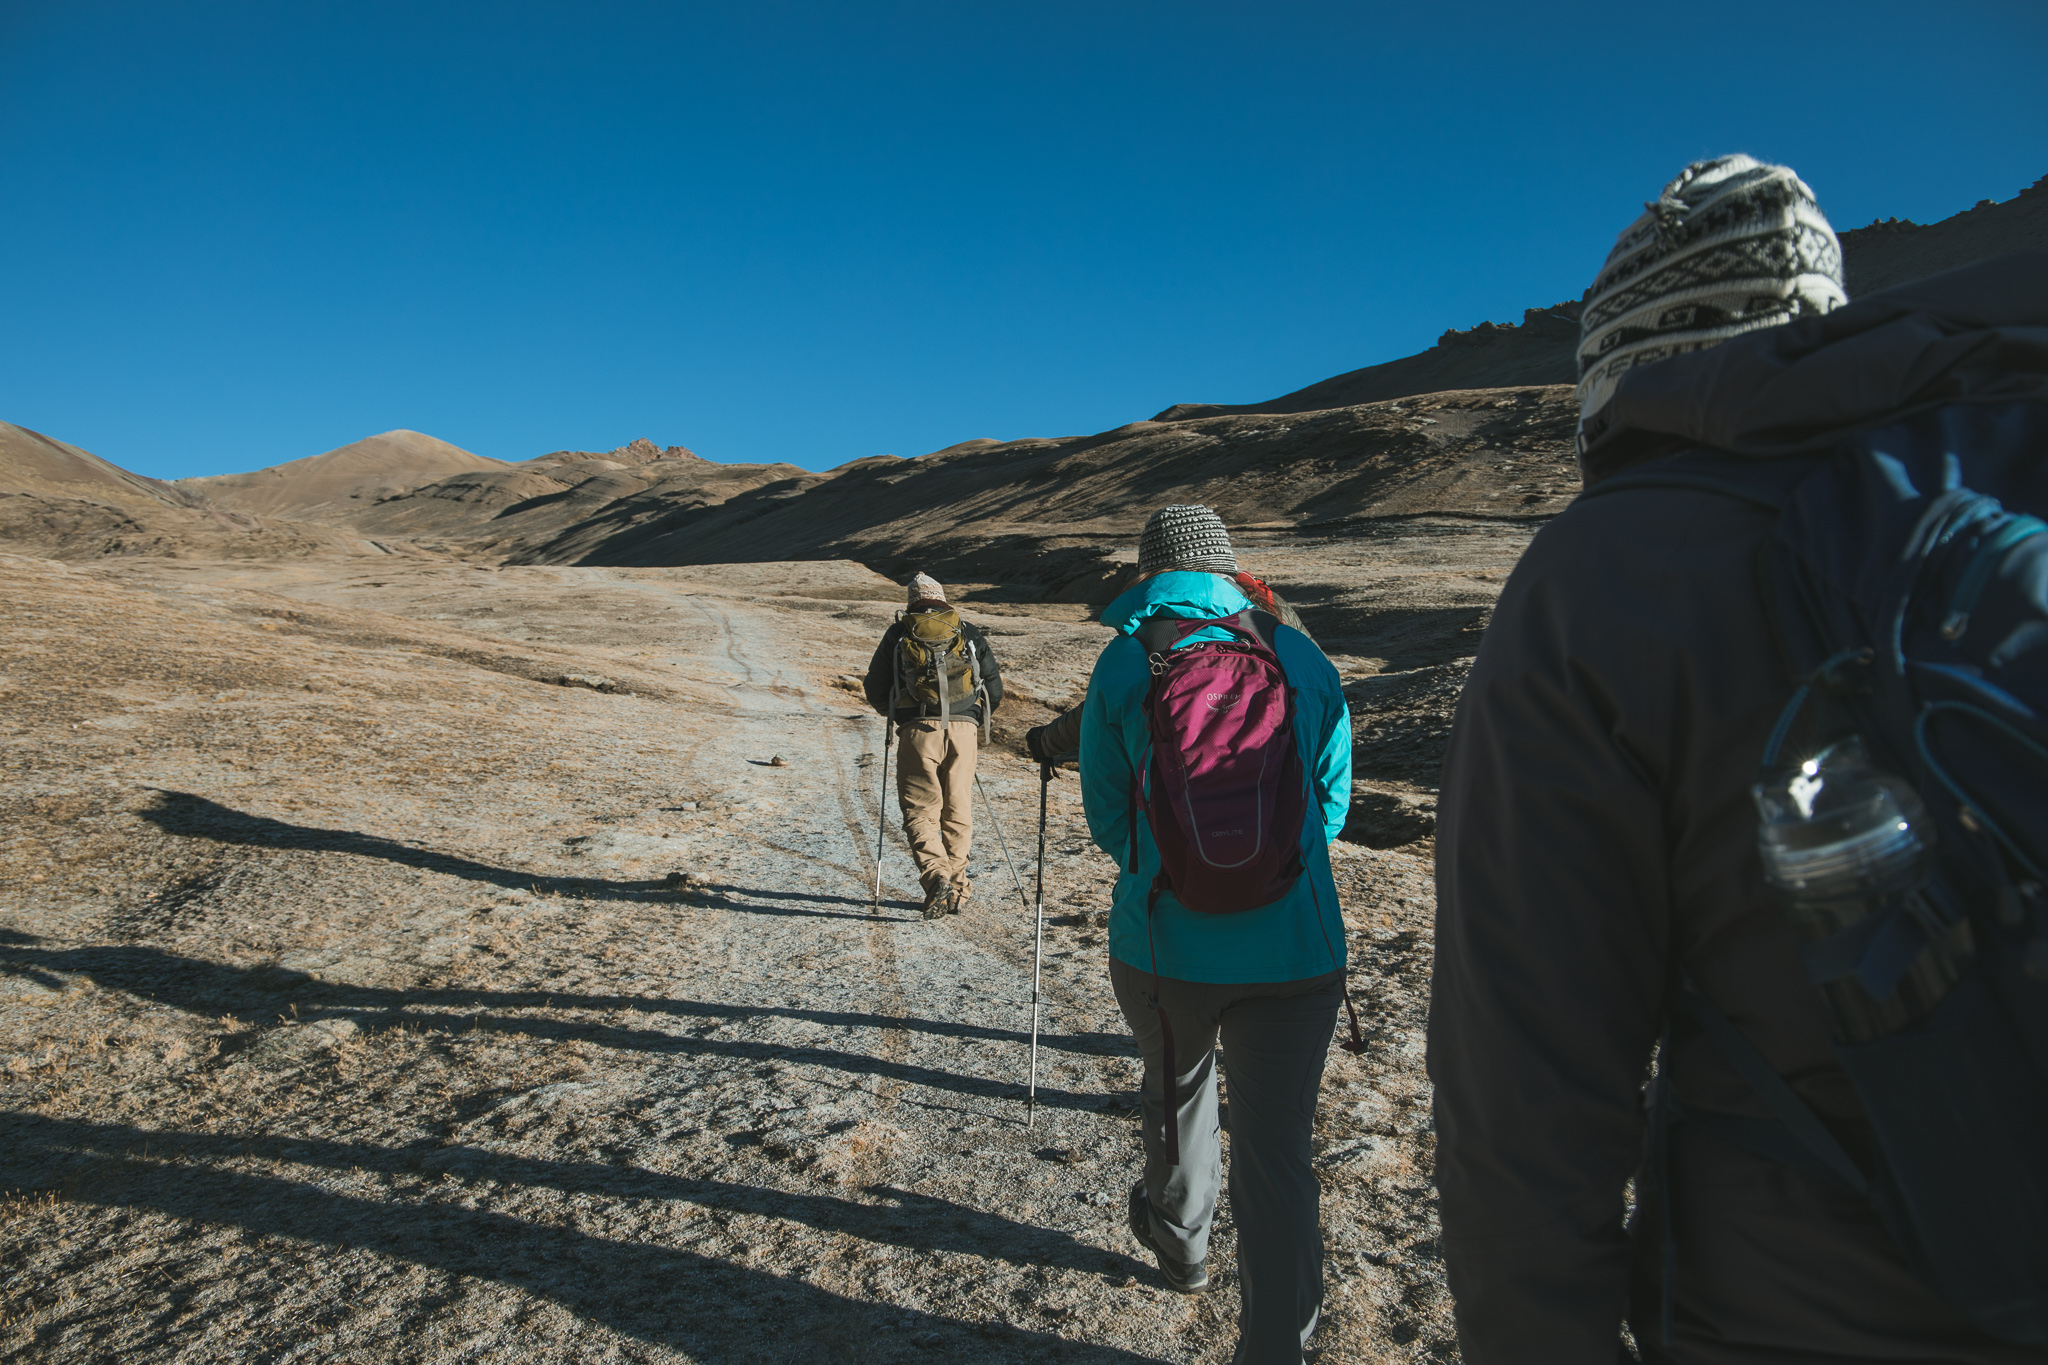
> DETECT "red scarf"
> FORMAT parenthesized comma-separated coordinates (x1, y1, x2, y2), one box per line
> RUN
(1230, 571, 1280, 616)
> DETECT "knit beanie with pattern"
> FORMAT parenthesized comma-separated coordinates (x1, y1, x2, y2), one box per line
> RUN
(1138, 504, 1236, 577)
(907, 572, 945, 606)
(1577, 155, 1846, 445)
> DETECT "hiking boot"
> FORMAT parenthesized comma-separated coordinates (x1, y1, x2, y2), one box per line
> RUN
(946, 877, 971, 914)
(1127, 1180, 1208, 1293)
(920, 879, 951, 921)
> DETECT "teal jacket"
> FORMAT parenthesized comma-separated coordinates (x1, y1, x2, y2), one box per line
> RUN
(1080, 571, 1352, 984)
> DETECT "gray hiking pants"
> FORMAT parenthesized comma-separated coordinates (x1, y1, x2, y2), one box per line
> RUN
(1110, 958, 1343, 1365)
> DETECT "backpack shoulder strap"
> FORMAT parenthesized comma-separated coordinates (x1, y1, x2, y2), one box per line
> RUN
(1132, 609, 1283, 659)
(1240, 609, 1282, 654)
(1133, 617, 1181, 657)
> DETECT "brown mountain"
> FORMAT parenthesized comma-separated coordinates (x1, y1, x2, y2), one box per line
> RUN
(178, 430, 503, 522)
(344, 452, 811, 556)
(1157, 173, 2048, 421)
(0, 421, 380, 561)
(0, 421, 198, 507)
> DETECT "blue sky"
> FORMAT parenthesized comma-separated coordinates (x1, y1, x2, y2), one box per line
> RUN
(3, 1, 2043, 479)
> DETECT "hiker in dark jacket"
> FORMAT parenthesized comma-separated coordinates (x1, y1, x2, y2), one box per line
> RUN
(1430, 153, 2048, 1364)
(1080, 504, 1353, 1364)
(864, 573, 1004, 918)
(1026, 571, 1312, 766)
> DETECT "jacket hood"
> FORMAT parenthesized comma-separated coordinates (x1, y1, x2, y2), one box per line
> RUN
(1580, 251, 2048, 484)
(1101, 570, 1253, 636)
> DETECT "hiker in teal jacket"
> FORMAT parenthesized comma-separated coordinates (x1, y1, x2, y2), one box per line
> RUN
(1082, 577, 1353, 980)
(1079, 504, 1353, 1365)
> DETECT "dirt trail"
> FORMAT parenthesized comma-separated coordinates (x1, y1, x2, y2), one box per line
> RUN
(1, 556, 1450, 1363)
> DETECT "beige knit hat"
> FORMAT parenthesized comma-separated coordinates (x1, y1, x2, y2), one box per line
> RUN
(907, 572, 945, 605)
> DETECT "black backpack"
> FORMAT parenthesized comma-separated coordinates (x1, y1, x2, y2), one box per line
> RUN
(1593, 398, 2048, 1346)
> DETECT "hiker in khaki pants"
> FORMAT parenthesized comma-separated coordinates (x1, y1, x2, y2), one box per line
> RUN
(862, 573, 1004, 918)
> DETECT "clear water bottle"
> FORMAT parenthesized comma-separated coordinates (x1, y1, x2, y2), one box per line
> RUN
(1753, 736, 1970, 1043)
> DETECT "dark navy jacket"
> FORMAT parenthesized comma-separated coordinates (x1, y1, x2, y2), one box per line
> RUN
(1430, 254, 2048, 1364)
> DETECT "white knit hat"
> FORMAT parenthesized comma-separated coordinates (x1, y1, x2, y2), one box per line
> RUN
(1138, 504, 1236, 576)
(907, 572, 945, 605)
(1577, 155, 1846, 441)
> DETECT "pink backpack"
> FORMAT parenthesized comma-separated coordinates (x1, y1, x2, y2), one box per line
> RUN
(1131, 609, 1364, 1166)
(1134, 610, 1307, 913)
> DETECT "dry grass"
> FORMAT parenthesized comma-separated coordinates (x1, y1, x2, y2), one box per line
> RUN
(0, 549, 1490, 1363)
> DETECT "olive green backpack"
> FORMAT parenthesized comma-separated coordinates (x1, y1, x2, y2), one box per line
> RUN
(891, 608, 987, 738)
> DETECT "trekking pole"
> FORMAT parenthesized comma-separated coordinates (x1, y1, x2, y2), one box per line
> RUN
(1027, 761, 1052, 1127)
(975, 772, 1032, 915)
(871, 718, 893, 914)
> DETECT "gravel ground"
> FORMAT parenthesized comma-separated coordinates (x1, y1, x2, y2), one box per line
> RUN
(1, 552, 1461, 1363)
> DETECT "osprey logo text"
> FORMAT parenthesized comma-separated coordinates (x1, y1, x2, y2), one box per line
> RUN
(1203, 691, 1241, 709)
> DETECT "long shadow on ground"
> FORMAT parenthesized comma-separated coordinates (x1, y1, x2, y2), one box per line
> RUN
(1, 1112, 1156, 1362)
(0, 934, 1133, 1115)
(136, 791, 914, 918)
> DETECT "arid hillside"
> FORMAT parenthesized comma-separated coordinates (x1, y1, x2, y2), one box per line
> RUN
(0, 423, 385, 563)
(504, 389, 1579, 606)
(0, 421, 199, 508)
(344, 444, 813, 559)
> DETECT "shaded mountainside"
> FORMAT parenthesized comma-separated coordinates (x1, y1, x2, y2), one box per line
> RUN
(508, 387, 1582, 602)
(345, 450, 809, 555)
(0, 496, 383, 563)
(1839, 174, 2048, 296)
(1155, 304, 1584, 422)
(1159, 173, 2048, 420)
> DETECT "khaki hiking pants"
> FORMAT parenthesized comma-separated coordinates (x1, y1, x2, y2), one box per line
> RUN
(895, 718, 977, 894)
